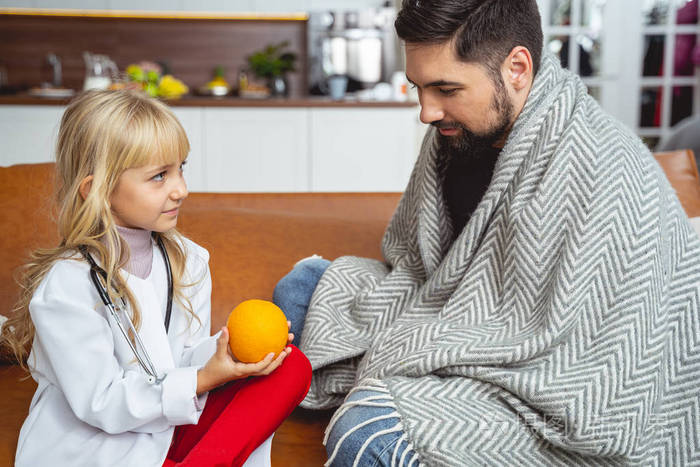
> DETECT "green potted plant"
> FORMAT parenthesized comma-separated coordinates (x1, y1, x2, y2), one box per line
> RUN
(246, 41, 297, 97)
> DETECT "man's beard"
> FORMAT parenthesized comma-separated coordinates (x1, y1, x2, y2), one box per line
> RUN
(435, 74, 514, 158)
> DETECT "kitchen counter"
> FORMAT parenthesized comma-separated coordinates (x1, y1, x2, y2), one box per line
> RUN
(0, 94, 417, 108)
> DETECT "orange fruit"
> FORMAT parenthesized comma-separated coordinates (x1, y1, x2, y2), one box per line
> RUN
(226, 299, 288, 363)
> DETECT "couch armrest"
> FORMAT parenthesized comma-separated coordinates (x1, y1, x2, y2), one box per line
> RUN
(654, 149, 700, 218)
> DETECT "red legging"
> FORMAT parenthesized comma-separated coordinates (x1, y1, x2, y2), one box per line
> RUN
(163, 345, 312, 467)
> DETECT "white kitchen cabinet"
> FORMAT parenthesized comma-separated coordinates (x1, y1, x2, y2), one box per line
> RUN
(170, 107, 206, 192)
(0, 106, 209, 179)
(310, 107, 419, 192)
(0, 104, 422, 192)
(0, 105, 64, 166)
(202, 107, 309, 192)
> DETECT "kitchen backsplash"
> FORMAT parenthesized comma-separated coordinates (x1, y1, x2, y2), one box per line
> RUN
(0, 12, 308, 95)
(0, 0, 388, 13)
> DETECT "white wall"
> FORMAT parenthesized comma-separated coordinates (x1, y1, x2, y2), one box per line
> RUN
(0, 0, 387, 12)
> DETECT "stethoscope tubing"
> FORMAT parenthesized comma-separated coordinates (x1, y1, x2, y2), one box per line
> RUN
(95, 274, 162, 384)
(79, 236, 172, 385)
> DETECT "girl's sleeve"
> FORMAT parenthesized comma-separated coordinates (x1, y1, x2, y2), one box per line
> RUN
(29, 260, 201, 434)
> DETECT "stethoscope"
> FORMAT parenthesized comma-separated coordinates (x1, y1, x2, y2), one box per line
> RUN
(78, 234, 173, 385)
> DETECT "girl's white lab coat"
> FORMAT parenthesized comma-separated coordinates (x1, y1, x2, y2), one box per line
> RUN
(15, 238, 218, 467)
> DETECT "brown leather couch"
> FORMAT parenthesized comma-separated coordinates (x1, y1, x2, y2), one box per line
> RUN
(1, 149, 698, 466)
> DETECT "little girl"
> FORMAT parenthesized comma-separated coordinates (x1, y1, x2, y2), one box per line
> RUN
(1, 90, 312, 466)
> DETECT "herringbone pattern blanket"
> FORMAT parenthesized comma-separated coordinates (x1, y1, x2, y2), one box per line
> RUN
(300, 55, 700, 465)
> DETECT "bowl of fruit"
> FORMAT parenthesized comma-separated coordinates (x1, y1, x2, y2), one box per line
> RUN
(125, 61, 189, 99)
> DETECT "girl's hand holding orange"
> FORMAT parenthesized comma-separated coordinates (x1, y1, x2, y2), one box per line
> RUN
(196, 326, 291, 395)
(196, 300, 294, 395)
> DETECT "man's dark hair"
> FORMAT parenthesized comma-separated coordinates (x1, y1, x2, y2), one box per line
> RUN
(395, 0, 544, 78)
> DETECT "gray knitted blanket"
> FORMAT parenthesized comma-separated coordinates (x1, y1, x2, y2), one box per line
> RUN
(300, 55, 700, 465)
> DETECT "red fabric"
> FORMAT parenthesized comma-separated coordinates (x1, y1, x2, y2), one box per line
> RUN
(163, 345, 312, 467)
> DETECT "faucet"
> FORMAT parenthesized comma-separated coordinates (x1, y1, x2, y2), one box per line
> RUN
(46, 53, 62, 88)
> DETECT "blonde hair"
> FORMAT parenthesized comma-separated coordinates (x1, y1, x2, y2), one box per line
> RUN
(1, 90, 199, 368)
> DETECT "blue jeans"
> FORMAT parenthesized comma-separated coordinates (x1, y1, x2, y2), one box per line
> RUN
(273, 259, 419, 466)
(325, 389, 419, 466)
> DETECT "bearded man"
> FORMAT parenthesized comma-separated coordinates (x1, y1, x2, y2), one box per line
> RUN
(274, 1, 700, 465)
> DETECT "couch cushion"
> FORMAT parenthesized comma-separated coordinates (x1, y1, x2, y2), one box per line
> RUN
(0, 163, 57, 325)
(654, 149, 700, 217)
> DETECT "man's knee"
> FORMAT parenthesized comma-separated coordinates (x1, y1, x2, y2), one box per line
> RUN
(273, 258, 331, 306)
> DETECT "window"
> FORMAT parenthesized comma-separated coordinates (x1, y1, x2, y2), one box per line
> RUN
(537, 0, 700, 150)
(538, 0, 611, 101)
(637, 0, 698, 148)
